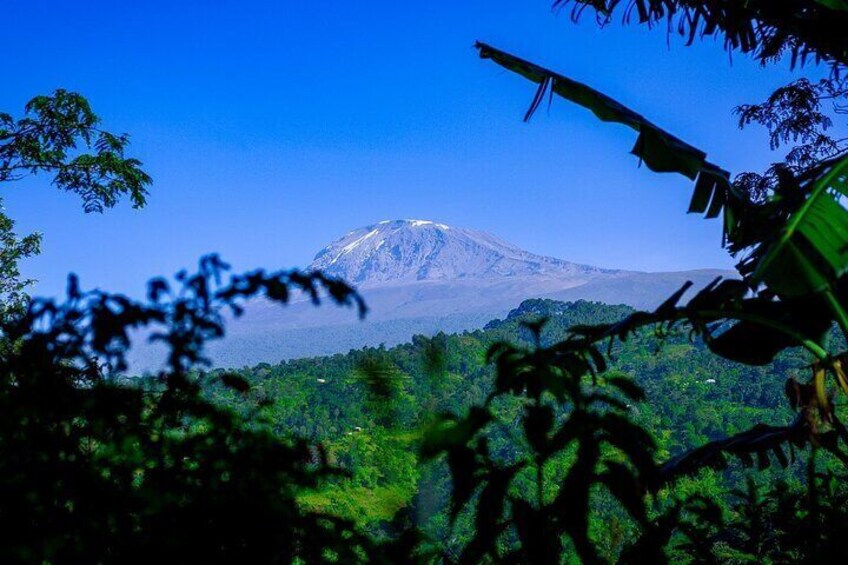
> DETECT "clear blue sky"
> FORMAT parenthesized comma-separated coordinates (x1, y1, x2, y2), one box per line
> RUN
(2, 0, 811, 298)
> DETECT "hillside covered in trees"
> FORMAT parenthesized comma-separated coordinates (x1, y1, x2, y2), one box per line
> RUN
(208, 298, 824, 560)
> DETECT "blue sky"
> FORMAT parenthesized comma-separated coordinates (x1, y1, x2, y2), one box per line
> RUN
(2, 1, 812, 298)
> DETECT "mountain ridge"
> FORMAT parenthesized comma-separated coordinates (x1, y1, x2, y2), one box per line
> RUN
(309, 219, 619, 286)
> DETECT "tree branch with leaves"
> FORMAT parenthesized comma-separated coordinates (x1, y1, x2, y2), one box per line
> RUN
(0, 89, 152, 318)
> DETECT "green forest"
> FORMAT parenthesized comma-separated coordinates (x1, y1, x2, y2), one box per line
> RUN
(209, 298, 828, 560)
(4, 0, 848, 563)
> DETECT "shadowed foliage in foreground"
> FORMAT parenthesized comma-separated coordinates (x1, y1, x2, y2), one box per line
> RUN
(0, 256, 392, 563)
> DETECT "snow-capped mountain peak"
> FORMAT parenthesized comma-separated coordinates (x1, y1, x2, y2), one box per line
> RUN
(377, 219, 450, 229)
(309, 219, 615, 286)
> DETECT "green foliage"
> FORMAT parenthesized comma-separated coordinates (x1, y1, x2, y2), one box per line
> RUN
(439, 3, 848, 559)
(217, 298, 831, 561)
(0, 90, 151, 323)
(742, 157, 848, 297)
(556, 1, 848, 69)
(0, 256, 380, 563)
(473, 25, 848, 475)
(0, 212, 40, 320)
(300, 429, 419, 525)
(672, 471, 848, 562)
(0, 90, 151, 212)
(0, 261, 838, 563)
(421, 321, 659, 563)
(734, 76, 848, 200)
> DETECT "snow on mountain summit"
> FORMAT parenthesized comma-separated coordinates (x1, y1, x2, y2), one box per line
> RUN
(309, 219, 616, 286)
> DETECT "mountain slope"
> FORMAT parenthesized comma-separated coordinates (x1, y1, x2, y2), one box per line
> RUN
(134, 220, 736, 370)
(310, 219, 616, 285)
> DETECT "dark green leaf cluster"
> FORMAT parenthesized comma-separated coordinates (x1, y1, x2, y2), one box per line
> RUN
(556, 1, 848, 69)
(0, 256, 383, 563)
(0, 213, 40, 321)
(673, 472, 848, 562)
(421, 321, 660, 563)
(0, 90, 151, 213)
(0, 91, 151, 326)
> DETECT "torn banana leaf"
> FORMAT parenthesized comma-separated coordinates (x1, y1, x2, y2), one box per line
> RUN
(475, 42, 753, 241)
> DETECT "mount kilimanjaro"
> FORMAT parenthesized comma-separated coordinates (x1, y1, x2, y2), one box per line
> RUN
(196, 219, 731, 368)
(310, 219, 616, 284)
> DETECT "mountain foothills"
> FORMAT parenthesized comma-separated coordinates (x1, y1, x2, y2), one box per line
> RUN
(205, 220, 730, 367)
(208, 298, 817, 559)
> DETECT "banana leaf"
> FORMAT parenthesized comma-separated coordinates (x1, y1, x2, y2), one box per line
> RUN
(475, 42, 747, 241)
(476, 42, 848, 300)
(747, 155, 848, 296)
